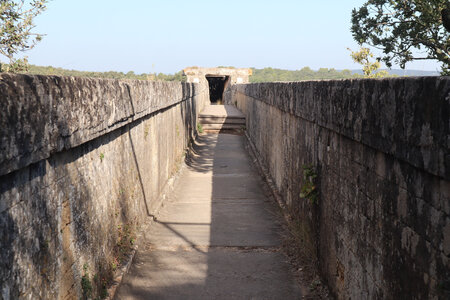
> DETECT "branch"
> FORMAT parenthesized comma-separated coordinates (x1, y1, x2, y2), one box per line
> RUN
(407, 57, 435, 60)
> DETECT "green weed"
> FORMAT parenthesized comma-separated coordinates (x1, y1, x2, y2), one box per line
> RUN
(300, 165, 318, 204)
(81, 264, 92, 299)
(197, 123, 203, 133)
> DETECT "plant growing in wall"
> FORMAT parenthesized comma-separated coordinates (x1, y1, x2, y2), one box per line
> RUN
(81, 263, 93, 299)
(300, 165, 318, 204)
(197, 123, 203, 133)
(111, 222, 136, 274)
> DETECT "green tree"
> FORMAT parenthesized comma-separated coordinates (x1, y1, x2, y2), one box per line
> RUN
(249, 67, 360, 82)
(0, 0, 47, 72)
(351, 0, 450, 75)
(348, 47, 388, 78)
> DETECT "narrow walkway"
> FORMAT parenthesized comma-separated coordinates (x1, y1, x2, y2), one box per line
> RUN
(199, 105, 246, 131)
(115, 134, 302, 299)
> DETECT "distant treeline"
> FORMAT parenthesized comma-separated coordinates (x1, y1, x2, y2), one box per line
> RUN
(20, 65, 384, 82)
(249, 67, 361, 82)
(22, 65, 186, 81)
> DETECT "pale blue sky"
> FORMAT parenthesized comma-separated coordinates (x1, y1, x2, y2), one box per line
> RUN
(25, 0, 441, 74)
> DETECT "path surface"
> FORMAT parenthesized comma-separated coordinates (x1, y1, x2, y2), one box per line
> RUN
(198, 105, 245, 118)
(115, 134, 302, 299)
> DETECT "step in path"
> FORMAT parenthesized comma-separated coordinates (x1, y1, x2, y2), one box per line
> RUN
(199, 105, 246, 131)
(114, 133, 302, 299)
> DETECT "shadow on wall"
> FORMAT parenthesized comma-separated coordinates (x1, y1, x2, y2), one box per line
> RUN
(0, 78, 202, 299)
(180, 83, 197, 143)
(0, 127, 140, 299)
(231, 78, 450, 299)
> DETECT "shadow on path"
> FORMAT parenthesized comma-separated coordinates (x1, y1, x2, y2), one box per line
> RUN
(114, 133, 302, 299)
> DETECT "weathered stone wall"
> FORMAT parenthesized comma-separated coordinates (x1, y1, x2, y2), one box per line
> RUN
(0, 74, 208, 299)
(230, 78, 450, 299)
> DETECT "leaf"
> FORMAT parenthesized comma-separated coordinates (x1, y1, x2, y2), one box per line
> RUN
(0, 0, 48, 72)
(350, 0, 450, 74)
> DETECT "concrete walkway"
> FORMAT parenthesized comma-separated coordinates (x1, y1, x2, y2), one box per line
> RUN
(115, 134, 302, 299)
(199, 105, 245, 118)
(199, 105, 246, 131)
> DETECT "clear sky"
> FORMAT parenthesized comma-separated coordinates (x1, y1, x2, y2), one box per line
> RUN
(26, 0, 441, 74)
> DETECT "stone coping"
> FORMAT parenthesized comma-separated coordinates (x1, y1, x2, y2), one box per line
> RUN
(0, 74, 206, 176)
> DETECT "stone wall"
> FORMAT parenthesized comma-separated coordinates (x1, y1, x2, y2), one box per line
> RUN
(230, 78, 450, 299)
(0, 74, 208, 299)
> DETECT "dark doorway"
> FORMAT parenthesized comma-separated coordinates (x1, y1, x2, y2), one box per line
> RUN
(206, 75, 230, 105)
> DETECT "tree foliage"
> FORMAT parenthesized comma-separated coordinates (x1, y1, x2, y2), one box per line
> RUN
(0, 0, 47, 72)
(351, 0, 450, 74)
(24, 65, 361, 82)
(23, 64, 187, 81)
(348, 47, 389, 78)
(249, 67, 360, 83)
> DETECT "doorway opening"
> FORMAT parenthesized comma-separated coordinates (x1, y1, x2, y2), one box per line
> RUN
(206, 75, 230, 105)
